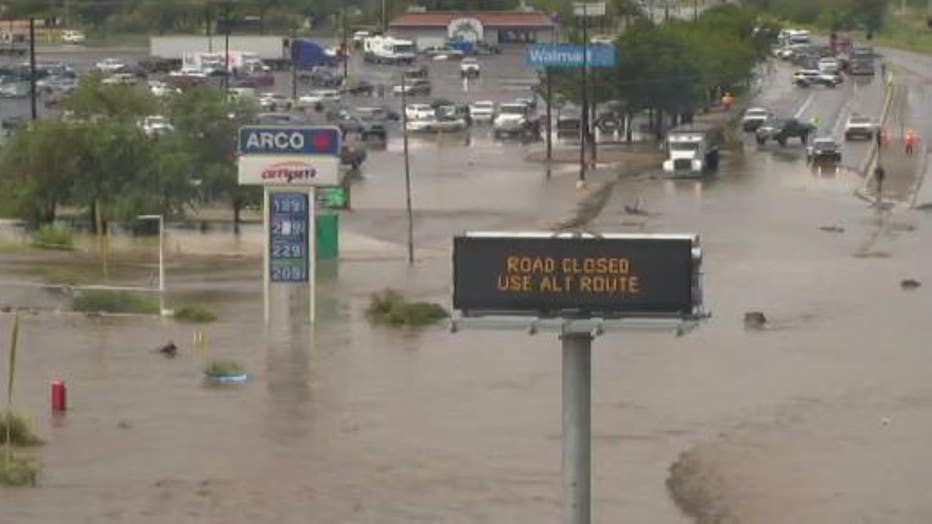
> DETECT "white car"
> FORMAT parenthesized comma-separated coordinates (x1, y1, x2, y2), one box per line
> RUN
(352, 30, 371, 44)
(406, 116, 466, 133)
(140, 115, 174, 137)
(818, 57, 840, 74)
(460, 57, 480, 78)
(469, 100, 497, 123)
(169, 67, 206, 78)
(405, 103, 435, 121)
(228, 87, 256, 101)
(258, 93, 294, 112)
(296, 89, 341, 110)
(101, 73, 137, 86)
(95, 58, 126, 73)
(844, 114, 877, 141)
(149, 80, 180, 97)
(61, 30, 86, 44)
(741, 107, 771, 131)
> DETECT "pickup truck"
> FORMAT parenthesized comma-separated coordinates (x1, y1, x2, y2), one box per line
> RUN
(755, 118, 815, 146)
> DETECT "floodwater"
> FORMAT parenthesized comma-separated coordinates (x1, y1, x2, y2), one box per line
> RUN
(3, 51, 932, 524)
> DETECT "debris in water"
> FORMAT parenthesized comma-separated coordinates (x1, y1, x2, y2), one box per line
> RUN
(818, 225, 845, 233)
(881, 417, 892, 426)
(900, 279, 921, 290)
(744, 311, 767, 330)
(117, 419, 133, 430)
(153, 342, 178, 358)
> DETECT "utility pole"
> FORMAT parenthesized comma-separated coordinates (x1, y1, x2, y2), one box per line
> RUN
(382, 0, 388, 33)
(342, 4, 349, 81)
(29, 18, 36, 121)
(579, 4, 589, 181)
(401, 74, 414, 265)
(206, 4, 213, 53)
(223, 4, 230, 100)
(291, 26, 298, 100)
(546, 67, 553, 165)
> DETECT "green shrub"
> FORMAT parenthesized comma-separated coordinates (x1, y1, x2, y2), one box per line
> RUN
(71, 290, 159, 315)
(0, 453, 41, 487)
(0, 412, 42, 446)
(173, 304, 217, 323)
(31, 225, 73, 250)
(204, 360, 246, 377)
(366, 289, 449, 327)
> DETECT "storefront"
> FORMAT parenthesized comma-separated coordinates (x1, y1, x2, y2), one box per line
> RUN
(389, 11, 558, 47)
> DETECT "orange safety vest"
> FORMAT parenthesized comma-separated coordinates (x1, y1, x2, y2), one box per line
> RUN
(906, 133, 918, 145)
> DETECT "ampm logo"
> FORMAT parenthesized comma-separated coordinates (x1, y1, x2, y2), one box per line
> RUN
(260, 161, 319, 183)
(238, 126, 341, 156)
(526, 44, 619, 69)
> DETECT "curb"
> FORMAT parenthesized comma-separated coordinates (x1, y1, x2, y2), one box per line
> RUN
(856, 72, 897, 198)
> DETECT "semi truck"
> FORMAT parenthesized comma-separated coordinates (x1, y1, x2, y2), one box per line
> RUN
(662, 124, 725, 174)
(363, 35, 416, 64)
(848, 45, 875, 76)
(291, 39, 338, 69)
(150, 35, 291, 69)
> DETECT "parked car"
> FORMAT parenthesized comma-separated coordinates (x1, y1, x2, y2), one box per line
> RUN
(557, 112, 582, 140)
(818, 57, 840, 74)
(435, 104, 472, 126)
(493, 103, 540, 140)
(356, 106, 400, 122)
(405, 103, 435, 121)
(297, 89, 340, 111)
(460, 57, 480, 78)
(844, 114, 877, 141)
(341, 143, 367, 170)
(61, 30, 86, 44)
(469, 101, 497, 123)
(403, 66, 429, 80)
(741, 107, 772, 132)
(140, 115, 174, 137)
(807, 137, 842, 163)
(393, 79, 431, 96)
(793, 69, 841, 88)
(101, 72, 138, 85)
(298, 67, 342, 88)
(94, 58, 126, 73)
(755, 118, 815, 146)
(258, 93, 294, 112)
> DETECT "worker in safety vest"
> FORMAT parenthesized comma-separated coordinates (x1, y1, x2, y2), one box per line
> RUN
(721, 92, 735, 110)
(906, 129, 918, 155)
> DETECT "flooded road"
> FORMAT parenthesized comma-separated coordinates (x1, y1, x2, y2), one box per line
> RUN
(3, 56, 932, 524)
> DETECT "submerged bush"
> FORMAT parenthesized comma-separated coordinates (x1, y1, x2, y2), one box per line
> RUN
(0, 453, 41, 487)
(204, 360, 246, 377)
(0, 412, 42, 446)
(31, 225, 73, 250)
(366, 289, 449, 327)
(173, 304, 217, 323)
(71, 290, 159, 315)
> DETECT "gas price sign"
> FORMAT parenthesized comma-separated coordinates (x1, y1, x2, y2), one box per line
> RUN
(269, 192, 310, 283)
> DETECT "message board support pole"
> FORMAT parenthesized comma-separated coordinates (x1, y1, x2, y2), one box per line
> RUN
(263, 186, 271, 325)
(309, 187, 317, 324)
(562, 330, 592, 524)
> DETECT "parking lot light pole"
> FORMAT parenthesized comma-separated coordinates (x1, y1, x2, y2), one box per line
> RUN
(137, 214, 165, 315)
(401, 74, 414, 265)
(29, 18, 36, 121)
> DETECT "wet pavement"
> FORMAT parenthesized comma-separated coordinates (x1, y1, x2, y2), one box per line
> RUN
(2, 43, 932, 524)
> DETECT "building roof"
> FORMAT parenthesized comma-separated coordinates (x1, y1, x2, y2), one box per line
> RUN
(389, 12, 556, 29)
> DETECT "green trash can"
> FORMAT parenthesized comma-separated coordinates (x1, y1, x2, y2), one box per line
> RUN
(316, 213, 339, 260)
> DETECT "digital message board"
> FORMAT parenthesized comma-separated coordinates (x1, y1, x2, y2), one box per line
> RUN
(453, 233, 701, 318)
(269, 192, 310, 283)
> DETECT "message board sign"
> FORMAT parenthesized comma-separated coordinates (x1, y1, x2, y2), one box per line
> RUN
(269, 192, 311, 283)
(526, 44, 619, 69)
(452, 232, 701, 318)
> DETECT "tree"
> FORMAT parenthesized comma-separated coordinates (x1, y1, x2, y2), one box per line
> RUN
(168, 87, 260, 225)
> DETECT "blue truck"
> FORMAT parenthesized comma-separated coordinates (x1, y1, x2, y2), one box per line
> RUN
(291, 39, 338, 69)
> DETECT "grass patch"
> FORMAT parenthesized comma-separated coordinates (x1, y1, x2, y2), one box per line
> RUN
(31, 225, 74, 251)
(41, 267, 92, 287)
(0, 453, 41, 487)
(173, 304, 217, 323)
(204, 359, 246, 377)
(366, 289, 449, 327)
(0, 412, 42, 446)
(71, 290, 159, 315)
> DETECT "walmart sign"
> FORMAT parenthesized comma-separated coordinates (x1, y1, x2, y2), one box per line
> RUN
(526, 44, 619, 69)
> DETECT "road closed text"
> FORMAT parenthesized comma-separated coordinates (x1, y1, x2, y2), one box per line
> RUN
(497, 256, 641, 295)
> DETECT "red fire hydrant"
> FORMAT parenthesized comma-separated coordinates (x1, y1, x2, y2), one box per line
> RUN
(51, 379, 67, 412)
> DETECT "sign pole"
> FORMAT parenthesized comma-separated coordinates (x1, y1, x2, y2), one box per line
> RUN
(309, 187, 317, 324)
(562, 330, 592, 524)
(263, 186, 271, 325)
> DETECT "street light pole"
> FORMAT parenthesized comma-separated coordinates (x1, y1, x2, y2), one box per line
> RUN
(579, 4, 589, 181)
(138, 215, 165, 315)
(342, 4, 349, 81)
(401, 74, 414, 265)
(29, 18, 36, 121)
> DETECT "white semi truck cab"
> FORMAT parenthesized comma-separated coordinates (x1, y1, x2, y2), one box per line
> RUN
(662, 124, 724, 174)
